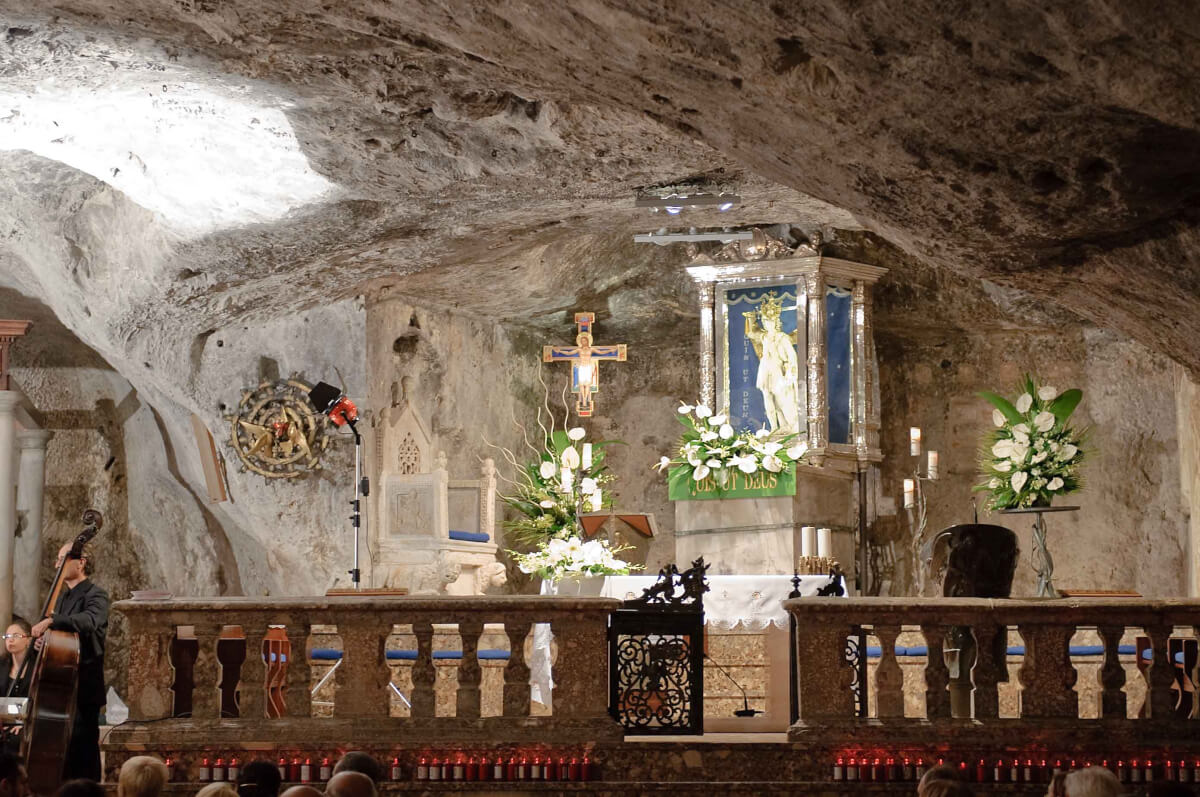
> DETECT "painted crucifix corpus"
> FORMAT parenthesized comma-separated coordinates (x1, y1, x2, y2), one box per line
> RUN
(542, 312, 627, 417)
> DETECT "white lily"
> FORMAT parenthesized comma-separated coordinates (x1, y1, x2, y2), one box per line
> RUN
(1011, 429, 1030, 445)
(567, 427, 586, 441)
(1009, 443, 1030, 463)
(1047, 476, 1064, 491)
(538, 460, 557, 480)
(693, 464, 710, 481)
(719, 423, 735, 439)
(1011, 471, 1028, 493)
(561, 446, 581, 469)
(755, 428, 771, 439)
(1033, 411, 1055, 432)
(786, 441, 809, 460)
(580, 477, 597, 495)
(1016, 393, 1033, 413)
(992, 409, 1005, 427)
(1038, 386, 1058, 401)
(991, 439, 1014, 458)
(705, 458, 723, 469)
(1060, 443, 1078, 461)
(761, 441, 783, 456)
(762, 454, 784, 473)
(708, 414, 727, 426)
(994, 460, 1012, 472)
(1031, 451, 1048, 464)
(730, 453, 758, 474)
(539, 499, 556, 509)
(695, 405, 712, 419)
(700, 430, 719, 442)
(655, 456, 671, 473)
(678, 404, 695, 414)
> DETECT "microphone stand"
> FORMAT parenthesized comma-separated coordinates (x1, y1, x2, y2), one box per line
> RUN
(347, 420, 367, 590)
(703, 652, 762, 718)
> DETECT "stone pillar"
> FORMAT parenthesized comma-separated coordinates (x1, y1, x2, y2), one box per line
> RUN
(15, 428, 51, 621)
(0, 392, 20, 629)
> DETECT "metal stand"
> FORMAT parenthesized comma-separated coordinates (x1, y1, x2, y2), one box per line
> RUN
(348, 422, 367, 589)
(1000, 505, 1078, 598)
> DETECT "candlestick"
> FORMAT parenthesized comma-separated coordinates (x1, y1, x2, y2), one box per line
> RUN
(582, 443, 593, 470)
(817, 527, 832, 559)
(560, 466, 573, 492)
(801, 526, 816, 557)
(927, 450, 939, 480)
(909, 427, 921, 457)
(903, 479, 915, 509)
(590, 488, 602, 512)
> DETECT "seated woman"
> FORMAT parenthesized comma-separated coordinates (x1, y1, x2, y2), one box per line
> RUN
(0, 617, 36, 754)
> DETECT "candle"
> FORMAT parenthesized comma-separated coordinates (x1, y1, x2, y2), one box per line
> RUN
(817, 528, 832, 559)
(561, 466, 573, 492)
(801, 526, 816, 557)
(590, 488, 602, 512)
(582, 443, 593, 470)
(903, 479, 915, 509)
(927, 450, 939, 480)
(909, 427, 921, 457)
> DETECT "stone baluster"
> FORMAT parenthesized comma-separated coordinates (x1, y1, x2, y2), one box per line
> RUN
(921, 624, 952, 720)
(410, 620, 436, 718)
(795, 624, 855, 724)
(284, 618, 312, 718)
(1017, 623, 1077, 718)
(238, 622, 268, 720)
(549, 612, 611, 721)
(1096, 624, 1127, 719)
(126, 620, 174, 720)
(872, 624, 905, 719)
(970, 622, 1004, 720)
(503, 619, 533, 717)
(335, 617, 392, 718)
(456, 619, 484, 719)
(191, 624, 224, 719)
(1144, 623, 1176, 720)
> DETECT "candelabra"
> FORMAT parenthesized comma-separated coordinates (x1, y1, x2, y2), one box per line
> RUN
(902, 426, 939, 593)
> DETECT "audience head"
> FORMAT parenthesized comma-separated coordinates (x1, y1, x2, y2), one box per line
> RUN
(54, 781, 106, 797)
(237, 759, 283, 797)
(117, 756, 169, 797)
(332, 752, 382, 784)
(1063, 767, 1122, 797)
(0, 753, 27, 797)
(918, 764, 960, 796)
(195, 784, 238, 797)
(921, 780, 976, 797)
(279, 788, 323, 797)
(324, 771, 376, 797)
(1046, 771, 1068, 797)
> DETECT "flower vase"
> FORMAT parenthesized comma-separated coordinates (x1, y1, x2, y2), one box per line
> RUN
(541, 575, 604, 597)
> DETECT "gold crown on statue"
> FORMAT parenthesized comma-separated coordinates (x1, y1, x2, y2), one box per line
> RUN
(758, 292, 784, 323)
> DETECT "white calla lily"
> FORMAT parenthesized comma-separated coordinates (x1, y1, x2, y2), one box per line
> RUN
(580, 477, 597, 495)
(994, 461, 1012, 472)
(695, 405, 712, 419)
(538, 460, 557, 480)
(786, 442, 809, 460)
(992, 409, 1005, 427)
(989, 478, 1001, 489)
(1016, 393, 1033, 413)
(707, 414, 727, 426)
(730, 453, 759, 474)
(992, 440, 1014, 458)
(755, 428, 771, 439)
(1059, 443, 1078, 461)
(678, 404, 695, 414)
(1038, 386, 1058, 401)
(567, 427, 586, 441)
(700, 430, 718, 442)
(693, 464, 710, 481)
(561, 446, 581, 469)
(539, 499, 555, 509)
(762, 454, 784, 473)
(719, 423, 735, 439)
(1031, 451, 1048, 464)
(1047, 476, 1064, 491)
(655, 456, 671, 473)
(705, 458, 723, 469)
(1033, 411, 1055, 432)
(1010, 471, 1028, 493)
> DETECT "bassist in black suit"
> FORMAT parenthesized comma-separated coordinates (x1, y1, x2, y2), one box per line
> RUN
(30, 542, 109, 782)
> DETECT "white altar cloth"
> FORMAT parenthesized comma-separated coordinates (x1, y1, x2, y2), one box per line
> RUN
(530, 573, 845, 708)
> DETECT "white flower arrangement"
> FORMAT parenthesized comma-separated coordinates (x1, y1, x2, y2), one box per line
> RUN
(975, 376, 1087, 510)
(511, 535, 634, 581)
(655, 402, 809, 492)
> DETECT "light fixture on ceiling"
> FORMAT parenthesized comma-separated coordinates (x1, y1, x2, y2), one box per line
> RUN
(635, 192, 741, 213)
(633, 227, 755, 246)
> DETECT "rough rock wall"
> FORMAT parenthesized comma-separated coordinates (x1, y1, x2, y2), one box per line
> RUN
(1177, 369, 1200, 596)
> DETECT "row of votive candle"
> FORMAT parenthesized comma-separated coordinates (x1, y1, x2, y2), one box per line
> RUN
(799, 526, 832, 558)
(415, 755, 593, 782)
(833, 756, 1200, 784)
(194, 756, 403, 783)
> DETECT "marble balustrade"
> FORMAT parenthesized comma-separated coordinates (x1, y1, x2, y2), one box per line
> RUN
(116, 595, 620, 741)
(786, 597, 1200, 762)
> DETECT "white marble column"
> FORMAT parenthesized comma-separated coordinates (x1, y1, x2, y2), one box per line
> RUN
(15, 428, 52, 621)
(0, 392, 20, 630)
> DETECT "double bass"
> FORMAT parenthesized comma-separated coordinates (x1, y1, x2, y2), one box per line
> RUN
(21, 509, 102, 793)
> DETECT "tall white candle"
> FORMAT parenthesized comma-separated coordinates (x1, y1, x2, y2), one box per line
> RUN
(582, 443, 593, 470)
(801, 526, 817, 557)
(817, 528, 832, 559)
(927, 450, 939, 480)
(909, 427, 922, 457)
(590, 488, 602, 512)
(903, 479, 915, 509)
(561, 466, 573, 492)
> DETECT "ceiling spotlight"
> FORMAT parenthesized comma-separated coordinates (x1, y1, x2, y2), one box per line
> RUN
(635, 192, 741, 212)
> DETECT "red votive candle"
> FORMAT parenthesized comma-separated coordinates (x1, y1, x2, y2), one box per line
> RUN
(390, 757, 401, 781)
(581, 755, 593, 781)
(568, 757, 580, 781)
(506, 756, 517, 781)
(466, 756, 478, 781)
(833, 757, 844, 781)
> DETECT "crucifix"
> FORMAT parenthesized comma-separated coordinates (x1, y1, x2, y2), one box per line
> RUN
(542, 312, 627, 417)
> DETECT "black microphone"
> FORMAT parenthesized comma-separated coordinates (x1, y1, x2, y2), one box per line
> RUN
(704, 652, 762, 717)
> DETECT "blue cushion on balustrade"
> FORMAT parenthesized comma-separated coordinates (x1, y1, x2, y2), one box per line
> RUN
(309, 648, 510, 661)
(448, 530, 490, 543)
(861, 643, 1155, 659)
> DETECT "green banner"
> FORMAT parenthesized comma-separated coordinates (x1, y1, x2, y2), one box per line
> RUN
(668, 464, 797, 501)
